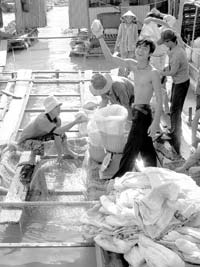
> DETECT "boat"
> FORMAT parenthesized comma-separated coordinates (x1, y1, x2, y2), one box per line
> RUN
(0, 1, 198, 266)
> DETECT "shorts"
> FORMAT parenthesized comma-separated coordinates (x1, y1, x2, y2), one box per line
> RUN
(18, 133, 66, 156)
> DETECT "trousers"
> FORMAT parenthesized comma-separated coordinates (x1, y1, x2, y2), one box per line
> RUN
(112, 104, 157, 178)
(170, 79, 190, 154)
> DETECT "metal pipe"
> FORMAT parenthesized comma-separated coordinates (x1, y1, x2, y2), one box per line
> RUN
(0, 241, 94, 248)
(0, 79, 91, 83)
(192, 5, 198, 46)
(24, 108, 79, 112)
(29, 94, 80, 97)
(0, 200, 98, 208)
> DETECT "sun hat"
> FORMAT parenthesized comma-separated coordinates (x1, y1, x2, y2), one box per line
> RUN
(157, 29, 177, 45)
(122, 10, 136, 18)
(43, 95, 62, 113)
(89, 73, 113, 96)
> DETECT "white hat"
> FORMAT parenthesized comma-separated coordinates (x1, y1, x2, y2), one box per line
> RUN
(163, 15, 176, 28)
(89, 73, 113, 96)
(122, 10, 136, 18)
(43, 95, 62, 113)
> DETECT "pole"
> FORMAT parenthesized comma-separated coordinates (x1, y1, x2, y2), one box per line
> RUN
(0, 200, 99, 208)
(86, 0, 91, 38)
(0, 241, 94, 248)
(192, 5, 198, 47)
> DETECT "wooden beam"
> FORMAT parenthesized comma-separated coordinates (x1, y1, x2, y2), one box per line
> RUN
(0, 40, 7, 72)
(0, 151, 33, 224)
(0, 69, 32, 143)
(0, 82, 15, 121)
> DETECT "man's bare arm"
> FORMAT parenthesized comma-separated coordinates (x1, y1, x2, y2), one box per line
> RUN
(192, 109, 200, 147)
(144, 17, 168, 28)
(98, 36, 136, 69)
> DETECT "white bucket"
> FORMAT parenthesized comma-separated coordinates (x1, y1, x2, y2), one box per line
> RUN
(94, 104, 128, 135)
(94, 105, 129, 153)
(88, 143, 106, 163)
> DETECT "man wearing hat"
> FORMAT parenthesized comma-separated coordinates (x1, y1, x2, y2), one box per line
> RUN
(114, 10, 138, 76)
(89, 73, 135, 120)
(158, 28, 190, 155)
(18, 95, 86, 164)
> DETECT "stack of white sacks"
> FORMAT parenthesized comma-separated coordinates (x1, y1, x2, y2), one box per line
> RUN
(81, 167, 200, 266)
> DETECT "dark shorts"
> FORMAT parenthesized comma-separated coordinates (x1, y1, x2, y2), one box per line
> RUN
(19, 133, 66, 156)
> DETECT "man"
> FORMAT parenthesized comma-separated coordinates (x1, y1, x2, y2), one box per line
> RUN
(89, 73, 134, 120)
(158, 29, 190, 155)
(18, 95, 86, 165)
(91, 19, 162, 178)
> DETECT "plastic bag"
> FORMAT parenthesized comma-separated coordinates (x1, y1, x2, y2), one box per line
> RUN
(140, 22, 161, 43)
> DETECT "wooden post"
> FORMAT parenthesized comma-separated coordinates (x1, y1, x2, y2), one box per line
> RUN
(192, 5, 198, 47)
(15, 0, 47, 33)
(86, 0, 91, 38)
(0, 0, 3, 28)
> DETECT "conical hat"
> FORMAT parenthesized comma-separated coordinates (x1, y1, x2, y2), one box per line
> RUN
(122, 10, 136, 17)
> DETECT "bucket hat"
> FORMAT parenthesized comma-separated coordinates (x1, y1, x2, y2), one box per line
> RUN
(43, 95, 62, 113)
(89, 73, 113, 96)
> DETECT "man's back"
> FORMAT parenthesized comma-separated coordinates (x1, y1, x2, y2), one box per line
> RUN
(168, 45, 189, 84)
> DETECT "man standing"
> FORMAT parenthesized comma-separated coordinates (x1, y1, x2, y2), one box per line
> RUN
(91, 20, 162, 178)
(158, 29, 190, 155)
(89, 73, 135, 120)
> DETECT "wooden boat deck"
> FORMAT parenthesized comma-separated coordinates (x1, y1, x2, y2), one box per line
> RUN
(0, 68, 197, 266)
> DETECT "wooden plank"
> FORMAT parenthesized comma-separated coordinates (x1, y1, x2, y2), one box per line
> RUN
(0, 69, 32, 143)
(0, 151, 33, 224)
(0, 82, 15, 121)
(15, 0, 47, 32)
(0, 40, 8, 72)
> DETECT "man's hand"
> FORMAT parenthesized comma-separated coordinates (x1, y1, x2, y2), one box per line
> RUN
(148, 122, 160, 141)
(91, 19, 104, 38)
(191, 137, 200, 150)
(75, 112, 88, 124)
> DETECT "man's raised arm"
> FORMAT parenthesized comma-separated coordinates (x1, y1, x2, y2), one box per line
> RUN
(91, 19, 134, 69)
